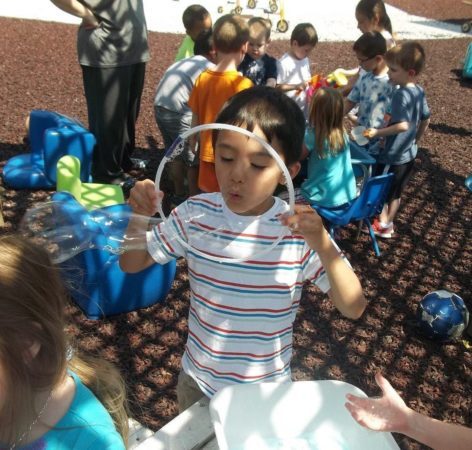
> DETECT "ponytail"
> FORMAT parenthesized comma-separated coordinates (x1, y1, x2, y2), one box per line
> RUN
(69, 353, 129, 445)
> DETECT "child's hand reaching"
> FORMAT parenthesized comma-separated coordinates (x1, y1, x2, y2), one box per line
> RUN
(345, 372, 411, 433)
(363, 128, 378, 139)
(345, 372, 472, 449)
(128, 179, 163, 217)
(296, 80, 309, 93)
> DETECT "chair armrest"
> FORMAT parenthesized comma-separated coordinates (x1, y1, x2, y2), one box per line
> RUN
(57, 155, 82, 203)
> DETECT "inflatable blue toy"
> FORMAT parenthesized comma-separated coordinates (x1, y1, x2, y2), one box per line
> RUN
(3, 110, 94, 189)
(51, 191, 176, 319)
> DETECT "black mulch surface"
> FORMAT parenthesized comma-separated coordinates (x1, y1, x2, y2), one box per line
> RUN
(0, 2, 471, 448)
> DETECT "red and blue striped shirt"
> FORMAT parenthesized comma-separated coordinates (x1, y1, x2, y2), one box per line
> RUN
(147, 193, 334, 397)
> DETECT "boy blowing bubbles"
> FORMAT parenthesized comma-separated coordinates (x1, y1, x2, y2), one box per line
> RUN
(121, 87, 366, 411)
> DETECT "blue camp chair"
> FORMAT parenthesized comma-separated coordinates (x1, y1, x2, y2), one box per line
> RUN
(3, 110, 94, 189)
(313, 173, 394, 256)
(51, 191, 176, 319)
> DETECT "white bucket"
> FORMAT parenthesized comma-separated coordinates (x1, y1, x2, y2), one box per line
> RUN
(209, 380, 400, 450)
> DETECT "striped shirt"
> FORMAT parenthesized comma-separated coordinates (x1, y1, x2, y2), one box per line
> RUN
(147, 193, 332, 397)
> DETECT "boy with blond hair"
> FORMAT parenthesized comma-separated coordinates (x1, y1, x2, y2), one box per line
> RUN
(364, 41, 430, 238)
(238, 17, 277, 87)
(188, 14, 253, 192)
(277, 22, 318, 116)
(175, 4, 212, 61)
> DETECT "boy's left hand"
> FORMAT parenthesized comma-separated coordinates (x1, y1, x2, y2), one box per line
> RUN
(280, 204, 324, 238)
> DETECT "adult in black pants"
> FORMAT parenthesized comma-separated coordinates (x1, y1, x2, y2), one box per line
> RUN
(50, 0, 149, 185)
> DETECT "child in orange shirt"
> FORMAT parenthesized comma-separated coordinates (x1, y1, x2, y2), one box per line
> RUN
(188, 14, 253, 192)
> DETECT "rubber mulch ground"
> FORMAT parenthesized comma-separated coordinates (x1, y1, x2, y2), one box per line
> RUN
(0, 1, 471, 448)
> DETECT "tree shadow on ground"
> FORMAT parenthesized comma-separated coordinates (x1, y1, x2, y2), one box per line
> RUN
(429, 122, 472, 137)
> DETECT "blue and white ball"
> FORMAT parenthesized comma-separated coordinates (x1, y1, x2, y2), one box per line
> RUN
(417, 290, 469, 341)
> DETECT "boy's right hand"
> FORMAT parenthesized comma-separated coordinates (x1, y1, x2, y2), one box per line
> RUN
(128, 179, 163, 217)
(363, 128, 378, 139)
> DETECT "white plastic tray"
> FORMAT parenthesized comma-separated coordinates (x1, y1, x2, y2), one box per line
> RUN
(209, 380, 400, 450)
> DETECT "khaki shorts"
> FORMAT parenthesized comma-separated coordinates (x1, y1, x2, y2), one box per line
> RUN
(176, 369, 206, 413)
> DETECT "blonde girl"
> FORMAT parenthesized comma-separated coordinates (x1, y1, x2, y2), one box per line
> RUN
(0, 235, 128, 449)
(301, 87, 357, 208)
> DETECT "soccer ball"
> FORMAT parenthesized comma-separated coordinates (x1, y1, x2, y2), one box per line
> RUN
(417, 290, 469, 342)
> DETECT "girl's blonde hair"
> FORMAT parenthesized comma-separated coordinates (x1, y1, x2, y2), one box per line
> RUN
(0, 234, 128, 447)
(308, 87, 346, 158)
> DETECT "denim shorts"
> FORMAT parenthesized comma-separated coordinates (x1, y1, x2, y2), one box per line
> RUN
(154, 105, 197, 167)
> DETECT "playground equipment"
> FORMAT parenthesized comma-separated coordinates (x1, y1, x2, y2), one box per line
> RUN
(273, 0, 288, 33)
(50, 191, 176, 319)
(217, 0, 288, 33)
(461, 0, 472, 33)
(56, 155, 124, 210)
(3, 110, 94, 189)
(217, 0, 243, 15)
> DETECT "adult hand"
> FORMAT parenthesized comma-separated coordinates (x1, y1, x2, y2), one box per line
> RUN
(81, 8, 100, 29)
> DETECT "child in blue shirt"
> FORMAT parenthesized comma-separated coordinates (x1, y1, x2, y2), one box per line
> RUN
(344, 31, 394, 157)
(301, 87, 357, 208)
(364, 41, 430, 238)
